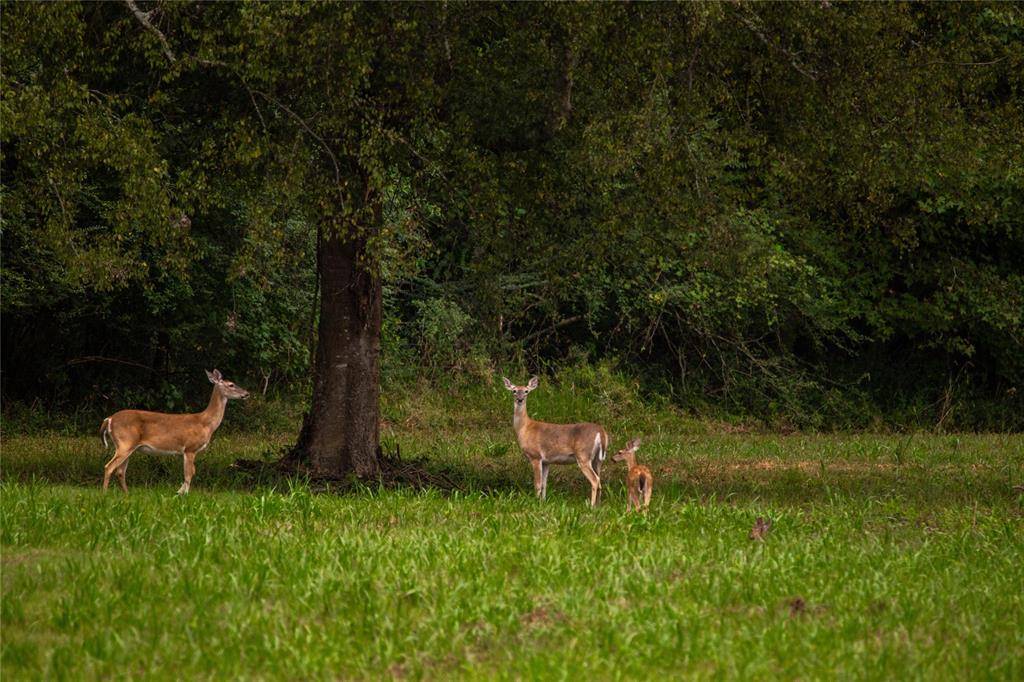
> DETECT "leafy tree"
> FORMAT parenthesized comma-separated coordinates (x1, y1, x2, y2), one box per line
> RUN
(3, 1, 1022, 436)
(3, 2, 447, 474)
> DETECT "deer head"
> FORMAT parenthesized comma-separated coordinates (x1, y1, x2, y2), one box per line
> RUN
(206, 369, 250, 399)
(502, 375, 538, 407)
(612, 437, 641, 463)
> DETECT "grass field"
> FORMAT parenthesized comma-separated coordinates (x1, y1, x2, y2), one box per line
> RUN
(2, 388, 1023, 679)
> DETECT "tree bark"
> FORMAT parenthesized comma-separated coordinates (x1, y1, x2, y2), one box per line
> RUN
(290, 210, 382, 479)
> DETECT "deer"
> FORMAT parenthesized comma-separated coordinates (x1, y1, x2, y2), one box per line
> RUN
(502, 376, 608, 507)
(99, 369, 249, 494)
(612, 437, 652, 512)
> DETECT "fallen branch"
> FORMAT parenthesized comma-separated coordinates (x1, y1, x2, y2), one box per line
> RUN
(63, 356, 160, 373)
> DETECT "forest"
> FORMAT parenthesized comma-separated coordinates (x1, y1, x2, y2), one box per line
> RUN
(3, 2, 1022, 436)
(3, 4, 1023, 680)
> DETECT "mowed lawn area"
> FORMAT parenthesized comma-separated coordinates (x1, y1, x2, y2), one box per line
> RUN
(2, 426, 1022, 679)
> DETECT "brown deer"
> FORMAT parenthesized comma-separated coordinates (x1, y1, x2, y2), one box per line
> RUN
(502, 376, 608, 506)
(99, 369, 249, 494)
(613, 438, 652, 512)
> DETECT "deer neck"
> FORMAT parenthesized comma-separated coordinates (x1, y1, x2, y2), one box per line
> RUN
(200, 386, 228, 432)
(513, 400, 531, 434)
(623, 453, 637, 469)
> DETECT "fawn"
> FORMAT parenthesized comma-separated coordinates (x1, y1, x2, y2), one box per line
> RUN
(503, 376, 608, 506)
(613, 438, 652, 511)
(100, 369, 249, 494)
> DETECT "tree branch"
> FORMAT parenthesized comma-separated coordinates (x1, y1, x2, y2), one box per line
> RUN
(251, 89, 345, 205)
(519, 315, 583, 344)
(735, 10, 817, 82)
(547, 43, 578, 136)
(122, 3, 341, 198)
(124, 0, 176, 64)
(64, 356, 160, 373)
(899, 56, 1008, 70)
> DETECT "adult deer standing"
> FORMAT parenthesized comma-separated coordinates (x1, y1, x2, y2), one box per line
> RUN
(99, 369, 249, 494)
(502, 376, 608, 506)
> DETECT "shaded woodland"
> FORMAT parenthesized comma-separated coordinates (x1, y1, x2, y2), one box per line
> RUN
(3, 2, 1022, 435)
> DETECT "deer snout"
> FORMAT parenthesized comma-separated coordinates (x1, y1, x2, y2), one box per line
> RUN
(228, 386, 250, 399)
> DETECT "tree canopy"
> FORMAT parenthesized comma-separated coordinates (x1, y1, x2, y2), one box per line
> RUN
(3, 1, 1022, 431)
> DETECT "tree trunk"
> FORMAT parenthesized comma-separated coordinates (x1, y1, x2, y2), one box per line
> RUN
(290, 212, 382, 479)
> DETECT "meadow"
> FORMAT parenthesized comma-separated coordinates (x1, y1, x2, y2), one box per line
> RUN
(2, 384, 1023, 680)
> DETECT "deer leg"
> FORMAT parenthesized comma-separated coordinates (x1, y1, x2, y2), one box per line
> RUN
(540, 461, 550, 500)
(643, 478, 652, 510)
(116, 459, 129, 493)
(590, 435, 605, 504)
(591, 459, 603, 505)
(103, 448, 133, 492)
(577, 460, 601, 507)
(102, 454, 119, 491)
(530, 459, 544, 499)
(177, 450, 196, 495)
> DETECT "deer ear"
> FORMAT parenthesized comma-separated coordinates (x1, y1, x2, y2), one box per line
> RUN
(629, 437, 642, 450)
(206, 370, 217, 383)
(502, 377, 515, 391)
(210, 369, 223, 383)
(527, 376, 539, 391)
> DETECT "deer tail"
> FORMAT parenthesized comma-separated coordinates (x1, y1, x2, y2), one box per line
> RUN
(100, 417, 112, 449)
(639, 472, 652, 506)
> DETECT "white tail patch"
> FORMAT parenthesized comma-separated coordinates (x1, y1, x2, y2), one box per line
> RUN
(594, 433, 605, 461)
(101, 418, 111, 449)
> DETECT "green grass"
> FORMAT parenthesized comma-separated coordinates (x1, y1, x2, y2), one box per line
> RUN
(2, 391, 1023, 679)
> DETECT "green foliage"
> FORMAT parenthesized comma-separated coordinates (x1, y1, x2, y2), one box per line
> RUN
(405, 1, 1024, 428)
(2, 2, 1022, 427)
(413, 297, 474, 370)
